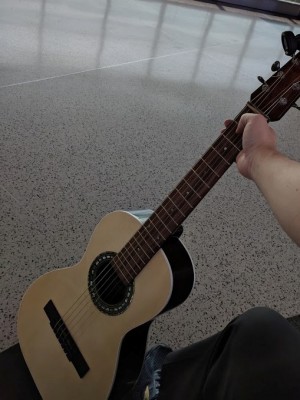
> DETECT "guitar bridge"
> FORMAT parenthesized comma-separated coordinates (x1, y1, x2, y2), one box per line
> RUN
(44, 300, 90, 378)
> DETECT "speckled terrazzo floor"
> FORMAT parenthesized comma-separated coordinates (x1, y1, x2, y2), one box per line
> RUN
(0, 0, 299, 353)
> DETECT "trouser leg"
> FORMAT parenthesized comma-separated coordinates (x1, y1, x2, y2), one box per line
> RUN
(158, 307, 300, 400)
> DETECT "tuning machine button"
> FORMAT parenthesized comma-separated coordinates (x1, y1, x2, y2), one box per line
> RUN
(271, 61, 280, 71)
(257, 76, 266, 84)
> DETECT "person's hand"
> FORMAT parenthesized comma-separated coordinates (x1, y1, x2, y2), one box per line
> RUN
(224, 114, 278, 180)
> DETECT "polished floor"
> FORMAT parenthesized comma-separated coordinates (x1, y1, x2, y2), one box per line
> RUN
(0, 0, 299, 352)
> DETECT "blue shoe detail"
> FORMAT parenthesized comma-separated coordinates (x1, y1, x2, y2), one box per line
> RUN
(131, 345, 172, 400)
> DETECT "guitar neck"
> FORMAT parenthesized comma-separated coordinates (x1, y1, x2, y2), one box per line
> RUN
(114, 104, 254, 284)
(115, 52, 300, 283)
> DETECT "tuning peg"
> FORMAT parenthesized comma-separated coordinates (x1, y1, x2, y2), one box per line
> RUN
(257, 76, 266, 84)
(292, 103, 300, 110)
(271, 61, 280, 71)
(282, 31, 300, 57)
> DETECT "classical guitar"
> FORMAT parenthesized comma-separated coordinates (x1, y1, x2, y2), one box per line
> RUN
(17, 33, 300, 400)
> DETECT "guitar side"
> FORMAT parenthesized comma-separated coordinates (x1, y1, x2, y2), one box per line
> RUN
(17, 210, 194, 400)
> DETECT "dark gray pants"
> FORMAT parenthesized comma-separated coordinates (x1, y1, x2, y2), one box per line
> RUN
(158, 307, 300, 400)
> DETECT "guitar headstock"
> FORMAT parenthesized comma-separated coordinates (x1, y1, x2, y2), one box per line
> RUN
(250, 31, 300, 122)
(250, 50, 300, 122)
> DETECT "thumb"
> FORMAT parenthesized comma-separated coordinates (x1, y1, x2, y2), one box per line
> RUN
(236, 151, 250, 179)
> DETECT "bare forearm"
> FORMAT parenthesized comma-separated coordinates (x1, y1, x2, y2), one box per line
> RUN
(251, 149, 300, 246)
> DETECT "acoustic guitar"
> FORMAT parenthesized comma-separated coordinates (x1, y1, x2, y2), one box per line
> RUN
(17, 34, 300, 399)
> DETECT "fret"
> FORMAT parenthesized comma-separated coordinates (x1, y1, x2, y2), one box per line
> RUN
(118, 238, 155, 280)
(117, 262, 133, 282)
(192, 163, 217, 190)
(113, 254, 136, 283)
(112, 59, 300, 279)
(183, 178, 202, 200)
(175, 187, 194, 208)
(217, 135, 232, 153)
(211, 133, 242, 166)
(140, 222, 161, 247)
(114, 104, 251, 282)
(136, 229, 155, 254)
(117, 242, 135, 265)
(130, 237, 151, 262)
(152, 213, 173, 234)
(147, 218, 168, 241)
(201, 157, 220, 178)
(117, 236, 152, 277)
(174, 179, 203, 213)
(150, 205, 179, 238)
(191, 167, 211, 189)
(221, 133, 241, 152)
(163, 199, 181, 219)
(211, 145, 231, 165)
(161, 204, 178, 225)
(167, 196, 186, 218)
(119, 242, 143, 270)
(213, 134, 236, 156)
(179, 185, 192, 199)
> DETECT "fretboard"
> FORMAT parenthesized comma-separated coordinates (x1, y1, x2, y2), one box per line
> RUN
(114, 105, 252, 284)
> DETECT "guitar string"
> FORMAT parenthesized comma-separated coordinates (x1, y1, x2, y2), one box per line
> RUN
(52, 119, 240, 335)
(264, 84, 299, 118)
(55, 114, 256, 339)
(255, 60, 298, 110)
(54, 64, 297, 341)
(54, 67, 293, 340)
(56, 119, 260, 339)
(97, 63, 300, 310)
(55, 61, 298, 340)
(83, 54, 298, 301)
(55, 123, 243, 339)
(253, 59, 299, 115)
(74, 63, 298, 334)
(265, 88, 293, 114)
(261, 79, 299, 114)
(63, 83, 300, 340)
(67, 70, 298, 340)
(54, 92, 264, 336)
(66, 127, 244, 339)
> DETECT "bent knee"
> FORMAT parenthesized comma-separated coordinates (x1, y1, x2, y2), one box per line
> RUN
(234, 307, 290, 342)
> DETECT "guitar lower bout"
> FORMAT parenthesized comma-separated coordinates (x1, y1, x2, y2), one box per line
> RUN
(17, 209, 194, 400)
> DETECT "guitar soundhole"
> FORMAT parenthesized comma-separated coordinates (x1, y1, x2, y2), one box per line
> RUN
(88, 252, 134, 316)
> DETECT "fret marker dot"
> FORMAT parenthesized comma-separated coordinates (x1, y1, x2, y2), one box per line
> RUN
(224, 147, 227, 152)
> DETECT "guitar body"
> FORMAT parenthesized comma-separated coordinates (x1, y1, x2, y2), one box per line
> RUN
(17, 210, 194, 400)
(18, 44, 299, 400)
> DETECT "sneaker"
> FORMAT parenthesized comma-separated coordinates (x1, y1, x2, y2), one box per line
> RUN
(131, 345, 172, 400)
